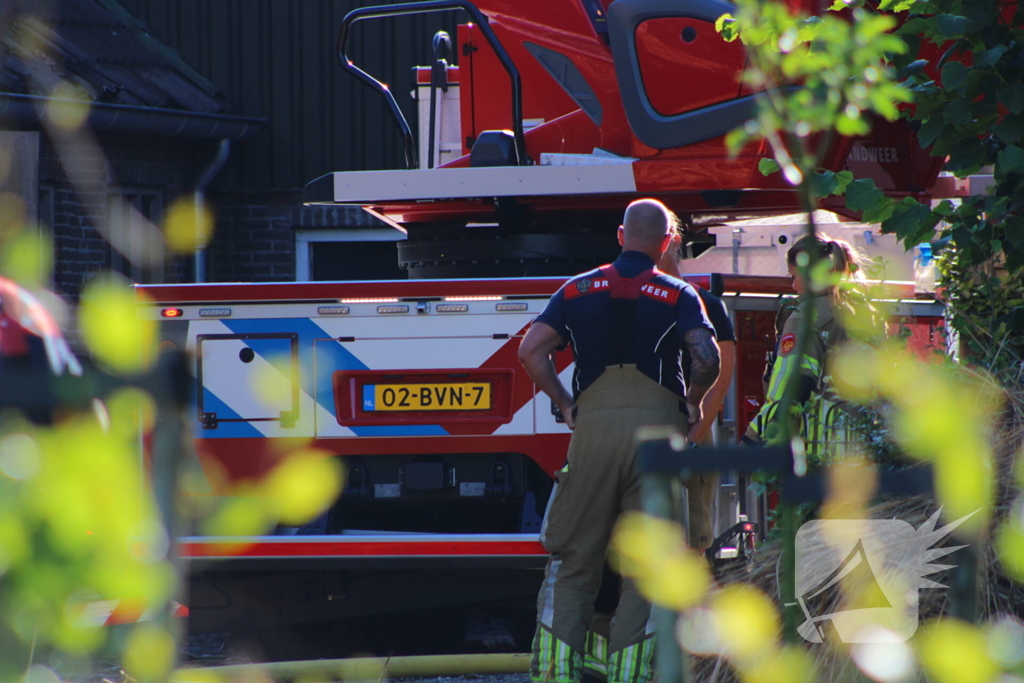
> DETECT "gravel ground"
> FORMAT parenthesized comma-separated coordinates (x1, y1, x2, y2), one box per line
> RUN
(182, 617, 527, 664)
(401, 676, 529, 683)
(80, 666, 531, 683)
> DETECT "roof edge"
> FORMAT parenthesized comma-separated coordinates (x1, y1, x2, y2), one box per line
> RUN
(0, 92, 266, 141)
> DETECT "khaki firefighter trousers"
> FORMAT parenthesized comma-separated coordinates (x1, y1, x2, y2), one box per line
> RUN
(684, 465, 718, 551)
(531, 365, 690, 683)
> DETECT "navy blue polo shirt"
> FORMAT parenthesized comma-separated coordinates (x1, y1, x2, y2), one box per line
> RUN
(534, 251, 715, 400)
(683, 288, 734, 386)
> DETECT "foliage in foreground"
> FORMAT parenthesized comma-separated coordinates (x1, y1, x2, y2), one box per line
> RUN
(0, 10, 344, 680)
(611, 1, 1024, 682)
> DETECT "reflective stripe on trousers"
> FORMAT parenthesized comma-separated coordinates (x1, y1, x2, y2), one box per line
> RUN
(530, 366, 686, 683)
(532, 626, 583, 683)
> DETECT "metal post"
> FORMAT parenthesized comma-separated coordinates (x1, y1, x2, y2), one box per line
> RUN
(779, 504, 799, 642)
(150, 350, 192, 669)
(948, 542, 978, 623)
(192, 139, 230, 284)
(641, 470, 690, 683)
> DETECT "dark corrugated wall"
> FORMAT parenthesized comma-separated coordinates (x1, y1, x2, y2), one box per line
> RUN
(117, 0, 456, 191)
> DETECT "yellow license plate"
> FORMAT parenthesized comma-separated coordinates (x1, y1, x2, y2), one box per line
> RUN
(363, 383, 491, 411)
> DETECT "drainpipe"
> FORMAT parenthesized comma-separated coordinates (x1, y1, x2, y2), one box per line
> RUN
(192, 139, 231, 283)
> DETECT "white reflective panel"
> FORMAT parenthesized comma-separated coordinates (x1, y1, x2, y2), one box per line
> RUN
(199, 336, 294, 419)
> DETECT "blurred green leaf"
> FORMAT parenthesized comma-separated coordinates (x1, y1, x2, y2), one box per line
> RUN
(845, 178, 885, 212)
(262, 449, 344, 526)
(124, 624, 176, 682)
(79, 277, 157, 375)
(933, 199, 956, 218)
(610, 512, 710, 611)
(1000, 83, 1024, 116)
(973, 45, 1007, 68)
(996, 116, 1024, 145)
(998, 145, 1024, 174)
(759, 158, 781, 176)
(917, 117, 945, 148)
(833, 170, 854, 195)
(918, 619, 1000, 683)
(882, 197, 937, 243)
(933, 14, 972, 38)
(716, 13, 740, 42)
(943, 99, 974, 125)
(0, 231, 52, 286)
(940, 61, 968, 90)
(997, 514, 1024, 583)
(837, 111, 870, 136)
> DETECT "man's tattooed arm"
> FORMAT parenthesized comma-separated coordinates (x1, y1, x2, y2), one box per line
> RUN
(683, 327, 721, 405)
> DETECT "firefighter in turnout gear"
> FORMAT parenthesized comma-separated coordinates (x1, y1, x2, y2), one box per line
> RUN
(580, 215, 738, 683)
(518, 199, 720, 683)
(744, 233, 870, 458)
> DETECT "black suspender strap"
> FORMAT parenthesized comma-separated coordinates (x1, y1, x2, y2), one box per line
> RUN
(601, 264, 659, 368)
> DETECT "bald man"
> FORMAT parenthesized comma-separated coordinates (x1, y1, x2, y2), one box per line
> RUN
(519, 199, 720, 683)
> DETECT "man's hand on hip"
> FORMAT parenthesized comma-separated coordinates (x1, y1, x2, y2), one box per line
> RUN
(688, 413, 713, 445)
(559, 402, 577, 430)
(519, 322, 576, 430)
(685, 400, 703, 427)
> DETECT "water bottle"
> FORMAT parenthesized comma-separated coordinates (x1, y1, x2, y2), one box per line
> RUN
(914, 243, 936, 295)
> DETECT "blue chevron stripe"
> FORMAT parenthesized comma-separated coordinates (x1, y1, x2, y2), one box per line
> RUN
(203, 318, 448, 438)
(197, 387, 265, 438)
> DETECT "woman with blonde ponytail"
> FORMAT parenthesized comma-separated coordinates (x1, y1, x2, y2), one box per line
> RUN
(744, 233, 871, 460)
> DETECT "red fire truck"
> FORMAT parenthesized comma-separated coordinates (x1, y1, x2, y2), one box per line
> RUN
(137, 0, 952, 657)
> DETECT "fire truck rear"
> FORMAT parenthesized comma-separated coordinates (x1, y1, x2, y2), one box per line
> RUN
(136, 0, 955, 655)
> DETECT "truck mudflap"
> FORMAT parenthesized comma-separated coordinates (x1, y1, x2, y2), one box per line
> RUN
(179, 533, 547, 567)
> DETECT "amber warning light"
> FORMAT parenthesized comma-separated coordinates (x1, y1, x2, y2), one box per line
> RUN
(161, 308, 183, 318)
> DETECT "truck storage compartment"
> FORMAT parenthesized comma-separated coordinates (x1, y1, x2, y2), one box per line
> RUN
(327, 452, 553, 535)
(196, 332, 299, 429)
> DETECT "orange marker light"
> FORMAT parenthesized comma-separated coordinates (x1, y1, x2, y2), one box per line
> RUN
(161, 308, 184, 318)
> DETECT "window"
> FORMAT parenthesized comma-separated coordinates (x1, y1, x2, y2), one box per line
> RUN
(37, 186, 55, 286)
(107, 189, 163, 283)
(296, 228, 407, 282)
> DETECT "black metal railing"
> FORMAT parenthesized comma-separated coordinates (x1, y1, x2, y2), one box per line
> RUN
(337, 1, 529, 170)
(427, 30, 453, 169)
(636, 436, 958, 683)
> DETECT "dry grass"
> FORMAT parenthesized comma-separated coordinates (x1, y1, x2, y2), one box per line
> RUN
(690, 388, 1024, 682)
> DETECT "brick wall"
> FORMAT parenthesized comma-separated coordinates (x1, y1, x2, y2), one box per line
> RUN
(40, 133, 209, 300)
(39, 132, 380, 293)
(204, 194, 379, 283)
(203, 199, 296, 283)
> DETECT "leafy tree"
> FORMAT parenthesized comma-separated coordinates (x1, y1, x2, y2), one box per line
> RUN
(752, 0, 1024, 371)
(698, 5, 1023, 682)
(889, 0, 1024, 371)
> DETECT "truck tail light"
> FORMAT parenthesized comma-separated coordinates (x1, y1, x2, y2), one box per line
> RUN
(161, 308, 183, 318)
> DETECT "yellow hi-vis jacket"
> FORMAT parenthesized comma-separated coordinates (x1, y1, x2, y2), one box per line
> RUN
(745, 295, 854, 459)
